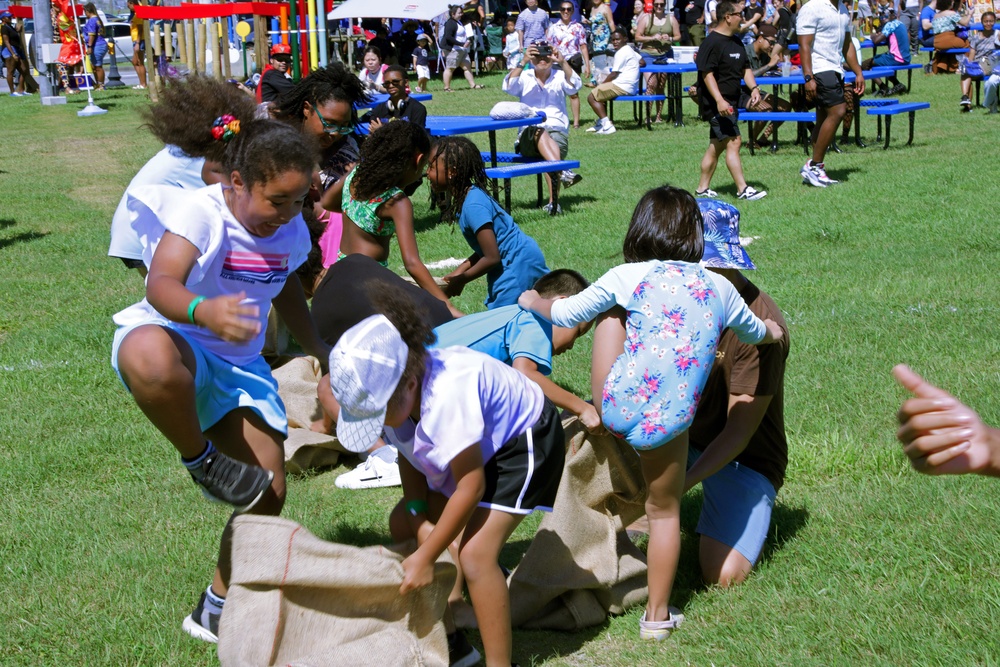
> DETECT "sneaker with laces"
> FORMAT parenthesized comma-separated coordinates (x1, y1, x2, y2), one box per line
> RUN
(560, 170, 583, 188)
(334, 446, 401, 489)
(182, 592, 221, 643)
(447, 631, 481, 667)
(638, 608, 685, 641)
(960, 95, 972, 112)
(695, 188, 719, 197)
(586, 118, 604, 132)
(595, 121, 617, 135)
(890, 83, 907, 96)
(542, 202, 562, 214)
(191, 452, 273, 512)
(800, 161, 836, 187)
(737, 185, 767, 200)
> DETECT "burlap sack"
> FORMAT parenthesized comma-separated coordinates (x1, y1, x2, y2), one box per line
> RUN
(218, 515, 454, 667)
(508, 418, 650, 630)
(272, 356, 353, 474)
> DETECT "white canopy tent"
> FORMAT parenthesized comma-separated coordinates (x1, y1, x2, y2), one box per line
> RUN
(327, 0, 455, 22)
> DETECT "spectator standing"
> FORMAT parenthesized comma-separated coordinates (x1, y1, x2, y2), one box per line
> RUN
(82, 2, 108, 90)
(586, 26, 643, 134)
(740, 0, 765, 44)
(517, 0, 552, 52)
(126, 0, 147, 90)
(1, 11, 38, 96)
(503, 17, 524, 69)
(258, 44, 295, 103)
(796, 0, 863, 187)
(547, 1, 591, 128)
(682, 0, 707, 45)
(897, 0, 922, 55)
(584, 0, 617, 84)
(412, 33, 432, 92)
(635, 0, 681, 123)
(503, 43, 584, 211)
(694, 0, 768, 201)
(441, 4, 484, 91)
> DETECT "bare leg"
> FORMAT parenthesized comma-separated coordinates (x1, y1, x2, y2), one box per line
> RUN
(206, 407, 287, 595)
(639, 433, 688, 622)
(590, 307, 627, 421)
(587, 90, 608, 119)
(697, 138, 722, 192)
(812, 103, 845, 164)
(462, 64, 477, 88)
(117, 324, 207, 459)
(5, 57, 15, 93)
(95, 66, 105, 87)
(536, 131, 562, 203)
(569, 93, 581, 127)
(699, 535, 753, 588)
(460, 508, 523, 667)
(722, 135, 748, 192)
(133, 49, 147, 87)
(443, 67, 453, 89)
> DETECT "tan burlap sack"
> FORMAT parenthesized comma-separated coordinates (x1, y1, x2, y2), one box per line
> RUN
(271, 356, 353, 474)
(218, 515, 454, 667)
(508, 418, 650, 630)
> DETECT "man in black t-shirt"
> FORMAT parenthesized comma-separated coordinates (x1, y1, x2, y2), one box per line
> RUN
(360, 65, 428, 129)
(694, 0, 767, 201)
(258, 44, 295, 103)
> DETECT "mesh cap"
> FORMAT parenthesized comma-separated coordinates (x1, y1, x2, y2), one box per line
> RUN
(328, 315, 408, 453)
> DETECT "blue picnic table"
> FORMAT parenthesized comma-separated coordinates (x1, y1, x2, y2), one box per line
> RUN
(639, 62, 698, 126)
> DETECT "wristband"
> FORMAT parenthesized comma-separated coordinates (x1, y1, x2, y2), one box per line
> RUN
(406, 499, 429, 517)
(187, 295, 207, 325)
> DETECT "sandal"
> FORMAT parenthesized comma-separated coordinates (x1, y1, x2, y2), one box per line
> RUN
(471, 84, 485, 89)
(443, 88, 454, 92)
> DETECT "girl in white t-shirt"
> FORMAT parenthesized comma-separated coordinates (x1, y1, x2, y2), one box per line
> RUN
(111, 100, 330, 643)
(328, 289, 565, 667)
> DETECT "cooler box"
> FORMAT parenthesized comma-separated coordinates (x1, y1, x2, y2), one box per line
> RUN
(673, 46, 698, 63)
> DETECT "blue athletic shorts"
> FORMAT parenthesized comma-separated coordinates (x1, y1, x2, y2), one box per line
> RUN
(111, 319, 288, 436)
(688, 447, 776, 564)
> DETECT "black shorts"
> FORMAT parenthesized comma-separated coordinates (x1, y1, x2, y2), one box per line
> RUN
(708, 111, 741, 141)
(567, 52, 584, 74)
(481, 400, 565, 514)
(814, 71, 845, 108)
(118, 257, 145, 269)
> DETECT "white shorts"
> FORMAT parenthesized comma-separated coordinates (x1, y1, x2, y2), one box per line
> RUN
(416, 64, 430, 80)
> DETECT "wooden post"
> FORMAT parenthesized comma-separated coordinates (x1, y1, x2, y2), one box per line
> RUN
(145, 19, 159, 100)
(254, 15, 267, 75)
(207, 17, 222, 79)
(196, 18, 207, 75)
(185, 19, 196, 74)
(221, 19, 232, 79)
(175, 21, 187, 73)
(151, 21, 163, 86)
(163, 21, 174, 64)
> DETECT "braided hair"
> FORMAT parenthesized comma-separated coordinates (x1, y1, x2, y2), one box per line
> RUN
(141, 75, 258, 164)
(351, 121, 430, 201)
(429, 136, 487, 221)
(274, 62, 372, 124)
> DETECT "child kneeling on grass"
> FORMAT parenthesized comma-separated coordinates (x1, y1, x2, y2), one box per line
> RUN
(519, 185, 782, 640)
(111, 116, 329, 643)
(329, 290, 564, 667)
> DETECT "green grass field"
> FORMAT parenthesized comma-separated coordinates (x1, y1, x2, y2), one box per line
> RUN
(2, 66, 1000, 666)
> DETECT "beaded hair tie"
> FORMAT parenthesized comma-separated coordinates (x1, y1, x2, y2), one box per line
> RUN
(211, 114, 240, 143)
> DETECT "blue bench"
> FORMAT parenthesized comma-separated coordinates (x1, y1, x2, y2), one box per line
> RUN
(865, 102, 930, 149)
(859, 99, 898, 143)
(484, 159, 581, 214)
(737, 110, 816, 155)
(608, 94, 669, 130)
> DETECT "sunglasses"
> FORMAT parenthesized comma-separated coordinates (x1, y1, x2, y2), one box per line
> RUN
(317, 113, 355, 135)
(384, 78, 406, 87)
(560, 6, 574, 11)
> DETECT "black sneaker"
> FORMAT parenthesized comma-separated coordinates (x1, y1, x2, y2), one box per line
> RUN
(890, 83, 907, 96)
(447, 631, 481, 667)
(182, 591, 221, 643)
(192, 452, 273, 512)
(960, 95, 972, 112)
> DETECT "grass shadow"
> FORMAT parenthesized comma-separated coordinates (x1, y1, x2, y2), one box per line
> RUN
(823, 165, 861, 182)
(0, 231, 49, 250)
(320, 521, 392, 547)
(0, 218, 15, 229)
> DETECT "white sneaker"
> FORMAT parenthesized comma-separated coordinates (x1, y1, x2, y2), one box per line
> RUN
(800, 161, 837, 187)
(695, 188, 719, 197)
(737, 185, 767, 200)
(334, 445, 401, 489)
(595, 121, 617, 135)
(542, 202, 562, 214)
(560, 170, 583, 187)
(586, 118, 604, 132)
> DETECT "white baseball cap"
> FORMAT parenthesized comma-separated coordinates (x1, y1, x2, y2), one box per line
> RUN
(328, 314, 408, 453)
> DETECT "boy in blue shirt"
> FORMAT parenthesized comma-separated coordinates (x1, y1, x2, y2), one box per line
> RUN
(434, 269, 602, 434)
